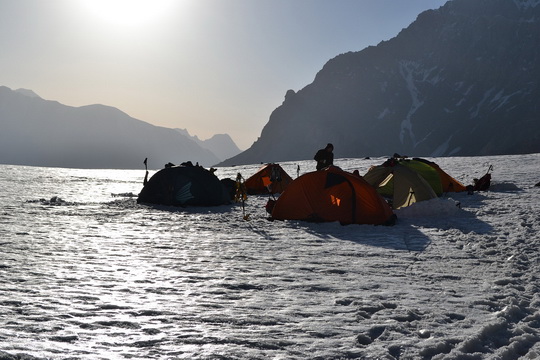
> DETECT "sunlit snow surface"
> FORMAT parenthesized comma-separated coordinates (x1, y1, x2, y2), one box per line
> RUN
(0, 154, 539, 359)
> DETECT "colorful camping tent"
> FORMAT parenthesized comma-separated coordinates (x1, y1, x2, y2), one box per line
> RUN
(411, 158, 467, 193)
(271, 166, 395, 225)
(137, 165, 231, 206)
(398, 159, 444, 195)
(245, 163, 293, 195)
(363, 161, 437, 209)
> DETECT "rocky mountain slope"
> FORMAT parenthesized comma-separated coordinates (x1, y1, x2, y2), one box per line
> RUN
(219, 0, 540, 166)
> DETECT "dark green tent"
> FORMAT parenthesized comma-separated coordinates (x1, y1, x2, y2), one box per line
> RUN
(137, 166, 230, 206)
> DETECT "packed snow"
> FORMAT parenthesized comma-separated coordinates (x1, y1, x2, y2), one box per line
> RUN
(0, 153, 539, 359)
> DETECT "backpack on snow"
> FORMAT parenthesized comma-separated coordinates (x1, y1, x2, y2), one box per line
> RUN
(473, 165, 493, 191)
(473, 173, 491, 191)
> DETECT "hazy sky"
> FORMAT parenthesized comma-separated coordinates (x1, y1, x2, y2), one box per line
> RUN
(0, 0, 448, 149)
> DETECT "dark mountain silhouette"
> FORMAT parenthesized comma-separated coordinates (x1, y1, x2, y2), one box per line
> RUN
(218, 0, 540, 166)
(0, 86, 222, 169)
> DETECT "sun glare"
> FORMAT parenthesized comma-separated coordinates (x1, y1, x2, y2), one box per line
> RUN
(81, 0, 176, 27)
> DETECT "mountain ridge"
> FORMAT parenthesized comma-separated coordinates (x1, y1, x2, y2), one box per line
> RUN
(0, 86, 240, 169)
(218, 0, 540, 166)
(174, 128, 241, 162)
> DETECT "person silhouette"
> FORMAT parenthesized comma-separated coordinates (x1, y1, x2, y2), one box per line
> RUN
(314, 143, 334, 171)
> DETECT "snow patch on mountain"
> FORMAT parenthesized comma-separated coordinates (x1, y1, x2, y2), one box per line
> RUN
(469, 88, 496, 118)
(398, 61, 424, 146)
(513, 0, 540, 10)
(490, 89, 523, 112)
(431, 135, 454, 157)
(378, 108, 390, 120)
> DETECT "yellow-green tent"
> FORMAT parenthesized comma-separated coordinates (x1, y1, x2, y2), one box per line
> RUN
(398, 159, 443, 195)
(363, 161, 437, 209)
(411, 158, 467, 193)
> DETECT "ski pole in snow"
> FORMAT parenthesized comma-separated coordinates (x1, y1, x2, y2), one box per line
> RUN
(143, 158, 149, 186)
(235, 173, 249, 220)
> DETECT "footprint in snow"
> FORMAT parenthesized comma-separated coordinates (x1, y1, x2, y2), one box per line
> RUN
(356, 325, 387, 346)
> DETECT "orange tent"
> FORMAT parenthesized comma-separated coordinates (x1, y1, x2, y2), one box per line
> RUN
(412, 158, 467, 193)
(271, 166, 395, 225)
(245, 163, 294, 195)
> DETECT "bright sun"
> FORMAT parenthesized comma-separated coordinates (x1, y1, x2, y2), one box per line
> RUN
(81, 0, 176, 27)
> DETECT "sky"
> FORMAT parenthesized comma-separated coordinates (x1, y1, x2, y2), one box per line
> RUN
(0, 0, 448, 149)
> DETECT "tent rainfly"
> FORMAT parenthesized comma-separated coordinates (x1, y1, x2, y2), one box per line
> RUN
(363, 161, 437, 209)
(245, 163, 293, 195)
(137, 165, 231, 206)
(410, 158, 467, 193)
(271, 166, 395, 225)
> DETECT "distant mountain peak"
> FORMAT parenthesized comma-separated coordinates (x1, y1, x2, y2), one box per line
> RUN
(174, 128, 241, 162)
(175, 128, 201, 141)
(15, 88, 41, 99)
